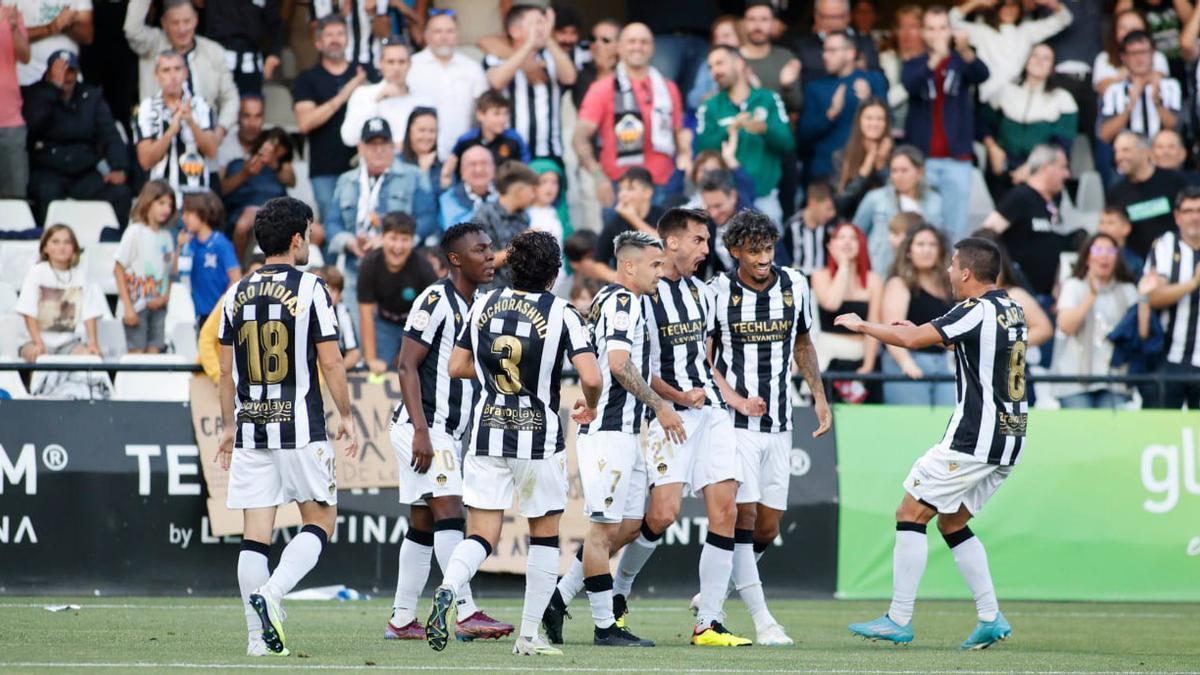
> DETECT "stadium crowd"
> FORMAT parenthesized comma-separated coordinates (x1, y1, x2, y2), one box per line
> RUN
(0, 0, 1197, 410)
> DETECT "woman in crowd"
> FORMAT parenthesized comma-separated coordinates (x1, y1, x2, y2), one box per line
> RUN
(399, 106, 442, 196)
(1094, 9, 1170, 96)
(688, 15, 745, 110)
(1051, 232, 1151, 408)
(811, 222, 883, 404)
(950, 0, 1074, 106)
(16, 224, 106, 362)
(878, 4, 924, 133)
(832, 98, 892, 220)
(853, 145, 943, 276)
(880, 223, 956, 406)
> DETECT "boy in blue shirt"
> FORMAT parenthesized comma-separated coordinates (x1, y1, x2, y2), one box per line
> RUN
(180, 190, 241, 330)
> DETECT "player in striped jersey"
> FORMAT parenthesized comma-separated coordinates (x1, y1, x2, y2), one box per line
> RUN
(1144, 187, 1200, 407)
(605, 208, 751, 647)
(385, 223, 513, 642)
(835, 238, 1026, 650)
(545, 231, 685, 648)
(216, 197, 359, 657)
(706, 210, 833, 646)
(426, 231, 602, 657)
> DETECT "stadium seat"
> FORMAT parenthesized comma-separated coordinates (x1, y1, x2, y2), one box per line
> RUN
(1070, 134, 1095, 176)
(169, 321, 198, 360)
(30, 353, 111, 399)
(288, 157, 317, 211)
(113, 353, 191, 401)
(1075, 170, 1105, 214)
(0, 369, 28, 399)
(0, 241, 39, 287)
(966, 168, 994, 233)
(263, 83, 298, 133)
(0, 312, 21, 358)
(0, 281, 16, 314)
(165, 284, 197, 329)
(0, 199, 36, 232)
(83, 242, 121, 296)
(97, 317, 128, 359)
(44, 200, 119, 247)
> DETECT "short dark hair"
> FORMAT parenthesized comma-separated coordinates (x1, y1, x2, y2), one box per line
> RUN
(316, 265, 345, 292)
(1121, 30, 1153, 52)
(806, 180, 834, 205)
(617, 166, 654, 189)
(744, 0, 776, 17)
(441, 222, 487, 255)
(182, 190, 226, 229)
(707, 44, 742, 61)
(657, 207, 709, 240)
(162, 0, 195, 14)
(564, 229, 598, 262)
(953, 237, 1002, 284)
(254, 197, 313, 256)
(505, 5, 542, 33)
(316, 14, 347, 33)
(552, 4, 581, 30)
(1175, 184, 1200, 209)
(507, 230, 561, 292)
(494, 161, 538, 194)
(1101, 205, 1130, 222)
(476, 89, 512, 114)
(698, 168, 736, 194)
(723, 209, 779, 250)
(825, 30, 856, 50)
(381, 211, 416, 236)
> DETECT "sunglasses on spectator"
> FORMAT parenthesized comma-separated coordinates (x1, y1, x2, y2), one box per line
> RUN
(428, 8, 455, 18)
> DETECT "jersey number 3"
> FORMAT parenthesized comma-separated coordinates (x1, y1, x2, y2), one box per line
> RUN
(1007, 340, 1026, 401)
(239, 320, 290, 384)
(490, 335, 524, 395)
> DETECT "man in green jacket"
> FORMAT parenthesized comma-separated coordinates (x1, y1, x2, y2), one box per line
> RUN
(695, 45, 794, 225)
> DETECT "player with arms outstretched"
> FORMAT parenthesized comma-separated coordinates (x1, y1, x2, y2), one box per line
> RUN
(835, 237, 1025, 650)
(216, 197, 358, 657)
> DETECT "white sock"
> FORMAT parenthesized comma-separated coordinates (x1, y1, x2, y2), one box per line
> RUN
(391, 529, 433, 626)
(696, 533, 735, 627)
(557, 549, 586, 604)
(521, 540, 560, 639)
(948, 528, 999, 622)
(584, 574, 615, 629)
(434, 523, 479, 618)
(442, 535, 490, 597)
(613, 525, 662, 597)
(888, 524, 928, 627)
(238, 542, 271, 637)
(732, 537, 775, 631)
(263, 525, 326, 601)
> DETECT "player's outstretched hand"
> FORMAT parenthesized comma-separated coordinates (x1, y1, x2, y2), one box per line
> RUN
(812, 397, 833, 438)
(411, 427, 433, 474)
(571, 398, 597, 425)
(337, 416, 359, 458)
(833, 313, 865, 333)
(683, 388, 707, 409)
(655, 403, 687, 445)
(216, 427, 234, 470)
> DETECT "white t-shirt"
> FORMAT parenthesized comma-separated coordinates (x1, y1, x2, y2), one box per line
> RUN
(1050, 276, 1138, 398)
(114, 222, 175, 312)
(408, 50, 489, 161)
(14, 0, 92, 85)
(339, 82, 433, 146)
(15, 261, 106, 349)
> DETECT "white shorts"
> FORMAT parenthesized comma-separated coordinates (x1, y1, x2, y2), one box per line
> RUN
(390, 423, 464, 505)
(903, 444, 1013, 516)
(462, 452, 568, 518)
(576, 430, 648, 524)
(645, 406, 740, 497)
(226, 441, 337, 509)
(733, 428, 792, 510)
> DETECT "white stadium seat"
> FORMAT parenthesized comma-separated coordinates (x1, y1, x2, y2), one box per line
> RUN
(30, 353, 111, 399)
(0, 312, 22, 359)
(0, 281, 16, 315)
(1075, 170, 1105, 214)
(966, 168, 994, 234)
(113, 353, 191, 401)
(97, 317, 128, 359)
(0, 199, 36, 232)
(263, 83, 298, 133)
(0, 241, 39, 288)
(83, 242, 121, 296)
(169, 321, 198, 361)
(44, 200, 119, 247)
(288, 157, 317, 211)
(165, 284, 197, 328)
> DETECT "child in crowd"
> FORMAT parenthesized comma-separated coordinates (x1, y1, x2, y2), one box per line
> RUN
(569, 276, 603, 316)
(529, 158, 572, 295)
(564, 229, 614, 284)
(886, 212, 925, 272)
(179, 190, 241, 331)
(315, 265, 362, 370)
(781, 181, 838, 275)
(418, 246, 449, 279)
(115, 180, 178, 354)
(1098, 206, 1145, 281)
(472, 161, 539, 288)
(16, 224, 107, 362)
(442, 90, 531, 185)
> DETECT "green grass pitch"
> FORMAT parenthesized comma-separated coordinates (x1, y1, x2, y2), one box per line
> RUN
(0, 597, 1196, 673)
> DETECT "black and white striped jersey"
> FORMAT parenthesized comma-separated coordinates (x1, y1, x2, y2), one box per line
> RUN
(644, 275, 724, 412)
(218, 264, 340, 449)
(931, 289, 1029, 466)
(391, 278, 477, 439)
(133, 92, 215, 200)
(1147, 232, 1200, 367)
(458, 288, 593, 459)
(710, 266, 813, 433)
(581, 283, 651, 435)
(780, 215, 830, 276)
(335, 302, 359, 354)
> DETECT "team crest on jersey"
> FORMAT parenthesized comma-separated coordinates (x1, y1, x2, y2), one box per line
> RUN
(411, 309, 431, 330)
(911, 478, 920, 487)
(731, 293, 742, 306)
(426, 290, 441, 306)
(598, 458, 607, 471)
(783, 289, 794, 307)
(618, 294, 630, 307)
(689, 285, 700, 302)
(961, 299, 978, 308)
(657, 462, 668, 475)
(947, 462, 959, 472)
(455, 312, 462, 324)
(613, 311, 631, 331)
(436, 473, 448, 486)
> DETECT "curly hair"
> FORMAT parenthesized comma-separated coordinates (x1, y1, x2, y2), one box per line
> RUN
(722, 208, 779, 251)
(507, 230, 561, 292)
(254, 197, 313, 256)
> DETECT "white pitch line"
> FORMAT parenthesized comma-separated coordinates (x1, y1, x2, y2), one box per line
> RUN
(0, 664, 1195, 675)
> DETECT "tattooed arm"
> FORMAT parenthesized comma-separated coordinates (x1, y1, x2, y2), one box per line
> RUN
(793, 331, 833, 437)
(609, 350, 687, 444)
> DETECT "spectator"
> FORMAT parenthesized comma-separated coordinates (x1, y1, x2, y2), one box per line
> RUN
(133, 50, 219, 203)
(683, 149, 756, 207)
(309, 0, 386, 78)
(398, 106, 442, 202)
(970, 227, 1055, 350)
(358, 211, 436, 374)
(178, 190, 239, 327)
(23, 49, 131, 228)
(695, 45, 793, 223)
(853, 0, 886, 50)
(293, 16, 368, 225)
(418, 245, 449, 279)
(482, 5, 575, 161)
(1099, 205, 1147, 281)
(439, 144, 495, 230)
(570, 17, 619, 110)
(16, 224, 104, 362)
(0, 5, 29, 199)
(124, 0, 237, 140)
(1107, 130, 1188, 258)
(853, 144, 943, 275)
(564, 229, 609, 285)
(1151, 128, 1200, 182)
(576, 22, 689, 208)
(811, 221, 882, 403)
(529, 157, 570, 293)
(1042, 0, 1102, 136)
(1117, 0, 1191, 83)
(831, 96, 891, 219)
(201, 0, 282, 94)
(800, 30, 887, 183)
(1145, 187, 1200, 408)
(327, 116, 437, 310)
(626, 0, 715, 96)
(220, 118, 297, 254)
(594, 166, 663, 273)
(471, 160, 538, 289)
(445, 89, 530, 179)
(882, 211, 925, 275)
(114, 180, 178, 355)
(341, 38, 431, 146)
(697, 168, 752, 274)
(780, 180, 837, 275)
(794, 0, 881, 84)
(902, 5, 987, 242)
(877, 4, 923, 136)
(1098, 31, 1181, 146)
(14, 0, 92, 86)
(568, 275, 602, 315)
(433, 0, 505, 49)
(880, 223, 955, 406)
(687, 15, 743, 111)
(1094, 9, 1170, 98)
(314, 265, 361, 369)
(949, 0, 1072, 106)
(1051, 232, 1142, 409)
(216, 95, 263, 176)
(406, 10, 487, 162)
(551, 4, 586, 69)
(739, 2, 802, 112)
(982, 43, 1078, 197)
(197, 256, 262, 382)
